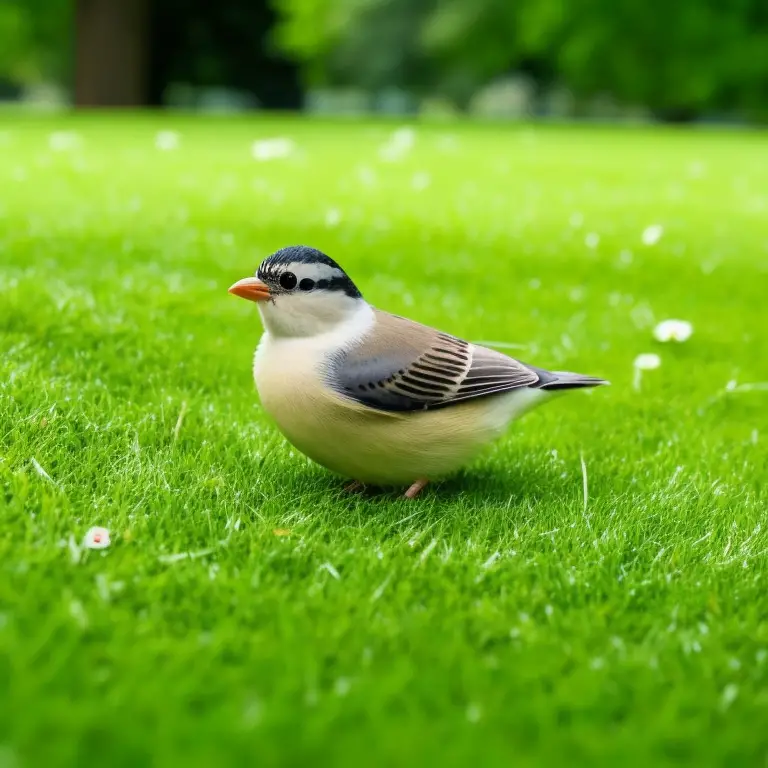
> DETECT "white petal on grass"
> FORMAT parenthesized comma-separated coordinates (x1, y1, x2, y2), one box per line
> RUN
(251, 137, 294, 161)
(319, 562, 340, 580)
(653, 319, 693, 343)
(155, 130, 180, 151)
(633, 353, 661, 391)
(49, 131, 81, 152)
(83, 526, 111, 550)
(634, 353, 661, 370)
(379, 126, 415, 162)
(585, 232, 600, 249)
(642, 224, 664, 246)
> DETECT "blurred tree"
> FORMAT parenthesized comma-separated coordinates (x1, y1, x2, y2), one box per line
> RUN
(272, 0, 768, 120)
(75, 0, 149, 106)
(0, 0, 72, 85)
(552, 0, 768, 121)
(0, 0, 300, 108)
(148, 0, 301, 108)
(273, 0, 439, 97)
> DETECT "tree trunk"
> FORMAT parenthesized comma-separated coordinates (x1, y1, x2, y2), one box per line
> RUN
(75, 0, 150, 106)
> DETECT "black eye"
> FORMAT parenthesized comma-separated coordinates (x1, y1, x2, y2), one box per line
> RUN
(299, 278, 315, 291)
(279, 272, 297, 290)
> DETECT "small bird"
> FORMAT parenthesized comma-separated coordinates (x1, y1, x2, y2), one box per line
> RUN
(229, 246, 608, 498)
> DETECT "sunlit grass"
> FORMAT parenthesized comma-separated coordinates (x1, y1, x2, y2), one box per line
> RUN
(1, 113, 767, 766)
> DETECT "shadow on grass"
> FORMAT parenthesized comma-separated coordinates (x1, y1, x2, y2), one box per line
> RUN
(284, 455, 575, 529)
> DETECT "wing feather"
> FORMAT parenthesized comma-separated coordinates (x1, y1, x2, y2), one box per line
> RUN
(328, 310, 538, 412)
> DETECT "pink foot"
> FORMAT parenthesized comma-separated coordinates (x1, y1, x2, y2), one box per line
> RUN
(404, 478, 429, 499)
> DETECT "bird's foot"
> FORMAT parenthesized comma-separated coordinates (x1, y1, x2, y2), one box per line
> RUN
(403, 478, 429, 499)
(343, 480, 365, 494)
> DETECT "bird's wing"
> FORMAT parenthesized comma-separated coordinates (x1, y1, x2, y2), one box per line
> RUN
(327, 309, 538, 412)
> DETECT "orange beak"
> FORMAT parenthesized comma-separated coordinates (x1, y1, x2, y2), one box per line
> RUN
(228, 277, 271, 303)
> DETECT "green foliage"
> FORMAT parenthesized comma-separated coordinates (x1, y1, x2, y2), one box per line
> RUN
(273, 0, 439, 91)
(0, 0, 71, 84)
(272, 0, 768, 118)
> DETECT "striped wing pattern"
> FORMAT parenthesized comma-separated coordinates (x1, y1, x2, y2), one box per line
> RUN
(329, 311, 537, 412)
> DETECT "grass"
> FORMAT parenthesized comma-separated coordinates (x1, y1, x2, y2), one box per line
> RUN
(1, 112, 767, 767)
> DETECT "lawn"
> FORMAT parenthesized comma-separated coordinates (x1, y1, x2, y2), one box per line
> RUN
(1, 113, 767, 767)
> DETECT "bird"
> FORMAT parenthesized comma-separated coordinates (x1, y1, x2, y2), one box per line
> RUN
(229, 245, 608, 499)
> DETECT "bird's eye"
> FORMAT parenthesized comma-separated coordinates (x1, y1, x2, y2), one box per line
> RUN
(299, 278, 315, 291)
(279, 272, 297, 290)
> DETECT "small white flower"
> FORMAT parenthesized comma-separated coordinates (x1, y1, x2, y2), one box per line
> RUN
(49, 131, 81, 152)
(155, 130, 179, 151)
(653, 319, 693, 343)
(585, 232, 600, 249)
(633, 353, 661, 391)
(379, 126, 415, 162)
(83, 526, 111, 550)
(642, 224, 664, 246)
(325, 208, 341, 227)
(251, 137, 294, 161)
(634, 353, 661, 370)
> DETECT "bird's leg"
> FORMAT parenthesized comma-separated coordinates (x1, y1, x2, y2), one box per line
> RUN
(403, 478, 429, 499)
(344, 480, 365, 494)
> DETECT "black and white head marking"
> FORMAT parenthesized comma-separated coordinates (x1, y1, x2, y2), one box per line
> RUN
(257, 246, 362, 299)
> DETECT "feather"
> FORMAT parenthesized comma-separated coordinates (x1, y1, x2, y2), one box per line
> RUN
(328, 309, 539, 412)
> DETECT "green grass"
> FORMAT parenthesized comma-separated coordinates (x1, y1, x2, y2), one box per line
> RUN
(1, 113, 767, 767)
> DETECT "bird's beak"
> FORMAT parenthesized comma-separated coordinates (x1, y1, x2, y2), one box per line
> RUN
(228, 277, 271, 303)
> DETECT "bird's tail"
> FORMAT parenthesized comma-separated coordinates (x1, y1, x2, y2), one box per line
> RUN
(531, 367, 610, 391)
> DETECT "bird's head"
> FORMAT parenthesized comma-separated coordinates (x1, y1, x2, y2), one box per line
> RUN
(228, 245, 365, 338)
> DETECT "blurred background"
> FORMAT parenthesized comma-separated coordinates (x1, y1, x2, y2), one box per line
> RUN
(1, 0, 767, 123)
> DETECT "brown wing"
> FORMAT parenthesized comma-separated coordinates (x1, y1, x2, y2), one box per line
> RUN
(327, 310, 538, 412)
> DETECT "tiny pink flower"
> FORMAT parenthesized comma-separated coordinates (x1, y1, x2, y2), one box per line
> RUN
(83, 526, 111, 550)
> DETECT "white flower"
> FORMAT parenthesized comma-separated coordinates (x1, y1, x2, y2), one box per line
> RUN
(83, 526, 111, 550)
(325, 208, 341, 227)
(642, 224, 664, 246)
(49, 131, 81, 152)
(155, 130, 180, 151)
(251, 137, 294, 161)
(379, 126, 415, 162)
(633, 353, 661, 391)
(634, 353, 661, 370)
(653, 319, 693, 343)
(585, 232, 600, 249)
